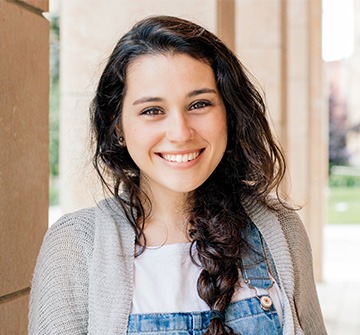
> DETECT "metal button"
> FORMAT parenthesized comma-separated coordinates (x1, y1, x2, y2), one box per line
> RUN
(260, 295, 273, 311)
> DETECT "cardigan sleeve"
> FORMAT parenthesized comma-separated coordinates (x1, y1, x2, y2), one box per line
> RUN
(29, 208, 95, 335)
(275, 204, 328, 335)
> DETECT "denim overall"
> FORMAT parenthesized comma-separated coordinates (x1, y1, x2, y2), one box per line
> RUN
(127, 221, 282, 335)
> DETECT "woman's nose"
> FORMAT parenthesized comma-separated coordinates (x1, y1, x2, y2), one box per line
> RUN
(165, 112, 194, 143)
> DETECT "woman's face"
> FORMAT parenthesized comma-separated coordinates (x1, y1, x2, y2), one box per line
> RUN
(121, 53, 227, 197)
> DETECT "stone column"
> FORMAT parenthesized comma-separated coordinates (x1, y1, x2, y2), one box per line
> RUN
(235, 0, 325, 281)
(0, 0, 49, 332)
(285, 0, 326, 282)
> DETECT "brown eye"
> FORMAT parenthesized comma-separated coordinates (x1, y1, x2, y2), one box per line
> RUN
(141, 108, 163, 116)
(190, 101, 212, 110)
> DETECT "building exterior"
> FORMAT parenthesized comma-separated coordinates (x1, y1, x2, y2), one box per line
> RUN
(0, 0, 325, 331)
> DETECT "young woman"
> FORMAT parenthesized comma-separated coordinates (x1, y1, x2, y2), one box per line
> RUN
(29, 16, 327, 335)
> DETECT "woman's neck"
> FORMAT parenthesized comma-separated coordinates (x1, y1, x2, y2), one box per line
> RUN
(139, 184, 192, 246)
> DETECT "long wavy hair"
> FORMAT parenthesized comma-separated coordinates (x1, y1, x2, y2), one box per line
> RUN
(90, 15, 286, 335)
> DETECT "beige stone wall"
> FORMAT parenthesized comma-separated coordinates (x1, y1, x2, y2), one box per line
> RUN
(59, 0, 326, 280)
(0, 0, 49, 333)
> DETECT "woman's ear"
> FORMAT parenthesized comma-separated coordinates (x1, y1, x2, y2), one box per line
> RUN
(118, 135, 126, 147)
(115, 125, 126, 147)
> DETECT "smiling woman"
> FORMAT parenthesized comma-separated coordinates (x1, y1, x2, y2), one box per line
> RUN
(29, 15, 327, 335)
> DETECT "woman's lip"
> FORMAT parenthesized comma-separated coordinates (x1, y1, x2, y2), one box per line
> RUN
(156, 148, 205, 163)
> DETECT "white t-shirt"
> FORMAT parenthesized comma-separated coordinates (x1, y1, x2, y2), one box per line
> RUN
(131, 242, 283, 322)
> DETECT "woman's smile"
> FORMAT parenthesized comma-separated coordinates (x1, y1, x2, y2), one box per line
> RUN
(157, 149, 203, 163)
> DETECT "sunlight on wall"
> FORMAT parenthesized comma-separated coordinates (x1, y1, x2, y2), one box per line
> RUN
(322, 0, 354, 61)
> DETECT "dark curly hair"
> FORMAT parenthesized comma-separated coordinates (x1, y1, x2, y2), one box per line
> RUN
(90, 15, 286, 335)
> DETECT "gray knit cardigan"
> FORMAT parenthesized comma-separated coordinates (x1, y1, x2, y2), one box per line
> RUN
(29, 197, 327, 335)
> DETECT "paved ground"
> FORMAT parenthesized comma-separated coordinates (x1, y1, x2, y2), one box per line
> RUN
(317, 224, 360, 335)
(49, 208, 359, 334)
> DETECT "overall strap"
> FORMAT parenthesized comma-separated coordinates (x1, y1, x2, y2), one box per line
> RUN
(240, 220, 274, 290)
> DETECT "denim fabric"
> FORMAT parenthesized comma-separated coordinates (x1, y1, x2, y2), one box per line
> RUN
(239, 220, 275, 291)
(127, 221, 282, 335)
(127, 298, 282, 334)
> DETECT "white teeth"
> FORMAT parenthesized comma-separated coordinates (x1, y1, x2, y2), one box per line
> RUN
(162, 151, 200, 162)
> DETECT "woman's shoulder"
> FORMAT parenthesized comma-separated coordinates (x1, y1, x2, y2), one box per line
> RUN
(46, 197, 127, 242)
(43, 198, 134, 259)
(243, 194, 309, 246)
(50, 205, 97, 230)
(45, 206, 97, 248)
(259, 195, 314, 277)
(265, 196, 309, 246)
(35, 206, 98, 278)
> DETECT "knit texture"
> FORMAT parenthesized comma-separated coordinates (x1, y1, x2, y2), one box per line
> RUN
(29, 197, 327, 335)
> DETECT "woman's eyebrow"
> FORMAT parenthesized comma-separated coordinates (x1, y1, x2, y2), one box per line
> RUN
(133, 96, 164, 105)
(187, 88, 217, 97)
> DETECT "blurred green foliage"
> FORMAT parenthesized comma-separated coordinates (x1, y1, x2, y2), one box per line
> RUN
(328, 187, 360, 224)
(329, 166, 360, 187)
(327, 165, 360, 224)
(329, 174, 360, 187)
(49, 16, 59, 205)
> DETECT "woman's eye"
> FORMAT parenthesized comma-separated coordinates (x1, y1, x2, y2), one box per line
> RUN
(190, 101, 212, 110)
(141, 108, 163, 116)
